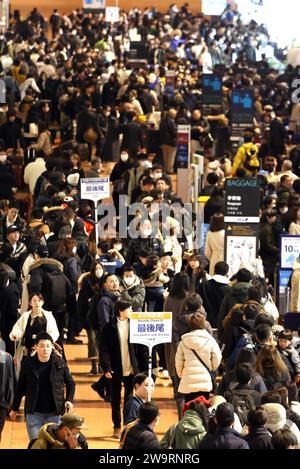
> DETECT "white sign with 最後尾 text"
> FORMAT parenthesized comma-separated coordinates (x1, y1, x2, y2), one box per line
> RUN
(80, 177, 110, 202)
(130, 312, 172, 348)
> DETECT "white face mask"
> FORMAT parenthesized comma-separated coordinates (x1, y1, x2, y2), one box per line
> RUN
(114, 244, 123, 251)
(141, 228, 152, 237)
(141, 160, 152, 168)
(72, 246, 77, 254)
(6, 279, 9, 287)
(152, 172, 162, 180)
(95, 269, 103, 279)
(123, 276, 135, 287)
(280, 207, 288, 214)
(120, 153, 129, 162)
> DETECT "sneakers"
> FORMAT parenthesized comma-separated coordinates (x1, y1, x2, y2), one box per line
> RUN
(112, 428, 121, 439)
(160, 369, 170, 379)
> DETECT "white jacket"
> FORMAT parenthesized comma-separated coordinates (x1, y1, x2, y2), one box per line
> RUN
(205, 230, 225, 276)
(175, 329, 222, 394)
(24, 157, 46, 194)
(9, 309, 59, 343)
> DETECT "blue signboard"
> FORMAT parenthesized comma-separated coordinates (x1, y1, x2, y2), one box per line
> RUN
(231, 89, 254, 124)
(202, 74, 222, 105)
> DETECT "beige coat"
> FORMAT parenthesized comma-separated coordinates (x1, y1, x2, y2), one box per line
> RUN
(205, 229, 225, 276)
(291, 268, 300, 312)
(175, 329, 222, 394)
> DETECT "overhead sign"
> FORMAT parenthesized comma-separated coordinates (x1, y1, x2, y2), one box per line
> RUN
(83, 0, 105, 9)
(231, 89, 254, 124)
(225, 224, 258, 278)
(280, 235, 300, 269)
(202, 0, 227, 15)
(130, 312, 172, 348)
(128, 42, 148, 62)
(202, 74, 222, 105)
(80, 177, 110, 202)
(176, 125, 191, 169)
(225, 178, 260, 223)
(105, 6, 119, 23)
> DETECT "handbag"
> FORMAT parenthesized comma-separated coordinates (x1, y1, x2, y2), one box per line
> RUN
(84, 128, 98, 144)
(191, 348, 217, 393)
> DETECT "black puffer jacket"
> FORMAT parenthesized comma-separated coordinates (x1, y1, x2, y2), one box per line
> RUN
(28, 258, 72, 311)
(11, 353, 75, 415)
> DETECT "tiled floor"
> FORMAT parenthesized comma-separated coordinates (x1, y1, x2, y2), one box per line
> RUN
(0, 334, 177, 449)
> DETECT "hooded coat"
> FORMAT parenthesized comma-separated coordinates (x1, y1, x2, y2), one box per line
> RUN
(160, 408, 207, 449)
(175, 329, 222, 394)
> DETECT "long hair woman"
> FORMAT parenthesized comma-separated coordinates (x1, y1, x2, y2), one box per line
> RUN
(77, 261, 104, 374)
(164, 272, 190, 418)
(256, 345, 291, 390)
(10, 293, 59, 373)
(205, 212, 225, 277)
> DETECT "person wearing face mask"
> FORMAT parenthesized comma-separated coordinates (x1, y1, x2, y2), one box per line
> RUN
(78, 262, 104, 375)
(120, 265, 146, 312)
(0, 145, 15, 200)
(53, 238, 82, 344)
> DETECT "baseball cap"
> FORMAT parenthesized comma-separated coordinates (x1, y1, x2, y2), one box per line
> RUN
(6, 225, 20, 235)
(60, 413, 87, 430)
(36, 244, 49, 258)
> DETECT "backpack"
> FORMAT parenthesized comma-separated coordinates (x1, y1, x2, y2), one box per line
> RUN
(23, 224, 47, 247)
(224, 386, 256, 426)
(43, 270, 68, 309)
(243, 144, 260, 172)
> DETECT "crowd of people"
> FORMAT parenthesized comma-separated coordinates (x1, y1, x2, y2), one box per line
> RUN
(1, 1, 300, 450)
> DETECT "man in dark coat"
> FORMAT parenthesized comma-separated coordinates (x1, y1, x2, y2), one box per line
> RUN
(198, 261, 231, 328)
(218, 268, 253, 341)
(0, 111, 25, 149)
(198, 402, 249, 449)
(0, 269, 19, 356)
(120, 112, 144, 160)
(100, 300, 148, 439)
(121, 401, 160, 450)
(0, 147, 15, 200)
(159, 108, 178, 174)
(9, 332, 75, 442)
(0, 349, 16, 441)
(76, 99, 100, 145)
(259, 209, 279, 286)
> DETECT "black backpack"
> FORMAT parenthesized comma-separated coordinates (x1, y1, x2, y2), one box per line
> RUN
(43, 270, 69, 309)
(224, 387, 256, 426)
